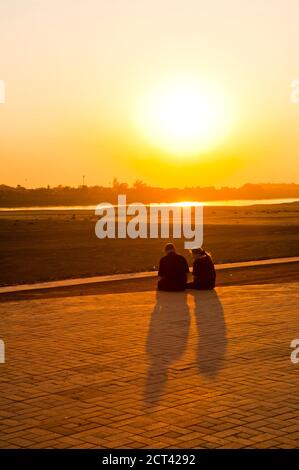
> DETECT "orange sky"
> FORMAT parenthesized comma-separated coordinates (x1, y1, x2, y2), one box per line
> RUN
(0, 0, 298, 188)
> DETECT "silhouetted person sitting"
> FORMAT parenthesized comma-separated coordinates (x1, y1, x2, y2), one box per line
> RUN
(187, 247, 216, 290)
(157, 243, 189, 291)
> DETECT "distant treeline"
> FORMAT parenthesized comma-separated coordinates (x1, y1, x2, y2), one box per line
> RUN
(1, 181, 299, 207)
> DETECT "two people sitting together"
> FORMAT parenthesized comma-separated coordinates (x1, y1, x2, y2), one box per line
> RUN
(157, 243, 216, 292)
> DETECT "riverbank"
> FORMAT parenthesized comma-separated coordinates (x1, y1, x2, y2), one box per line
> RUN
(1, 202, 299, 286)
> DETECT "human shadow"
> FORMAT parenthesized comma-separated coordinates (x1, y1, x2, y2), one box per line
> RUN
(192, 290, 227, 378)
(144, 291, 190, 406)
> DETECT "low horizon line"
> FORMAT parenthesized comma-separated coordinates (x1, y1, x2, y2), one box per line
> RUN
(1, 181, 299, 191)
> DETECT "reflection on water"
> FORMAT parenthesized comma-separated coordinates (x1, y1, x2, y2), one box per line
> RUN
(1, 198, 298, 211)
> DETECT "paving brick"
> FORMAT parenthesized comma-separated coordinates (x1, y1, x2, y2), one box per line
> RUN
(1, 283, 299, 448)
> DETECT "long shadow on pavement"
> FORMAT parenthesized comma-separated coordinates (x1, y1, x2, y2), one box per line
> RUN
(192, 290, 227, 378)
(144, 291, 190, 406)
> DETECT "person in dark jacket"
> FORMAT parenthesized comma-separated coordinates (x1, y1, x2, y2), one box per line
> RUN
(187, 247, 216, 290)
(157, 243, 189, 291)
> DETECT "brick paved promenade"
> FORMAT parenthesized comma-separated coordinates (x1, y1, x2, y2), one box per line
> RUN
(1, 283, 299, 448)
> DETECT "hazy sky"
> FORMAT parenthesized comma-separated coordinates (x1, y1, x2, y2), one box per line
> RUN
(0, 0, 298, 188)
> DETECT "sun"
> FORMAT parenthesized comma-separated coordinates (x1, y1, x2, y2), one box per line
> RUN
(135, 78, 234, 157)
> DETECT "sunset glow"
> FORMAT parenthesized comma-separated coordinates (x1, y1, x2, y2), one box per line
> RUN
(136, 79, 234, 157)
(0, 1, 298, 187)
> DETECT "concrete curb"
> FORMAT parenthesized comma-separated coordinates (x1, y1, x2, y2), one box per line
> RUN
(1, 256, 299, 294)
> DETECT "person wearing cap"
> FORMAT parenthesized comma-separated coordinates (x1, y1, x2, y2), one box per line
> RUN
(187, 247, 216, 290)
(157, 243, 189, 291)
